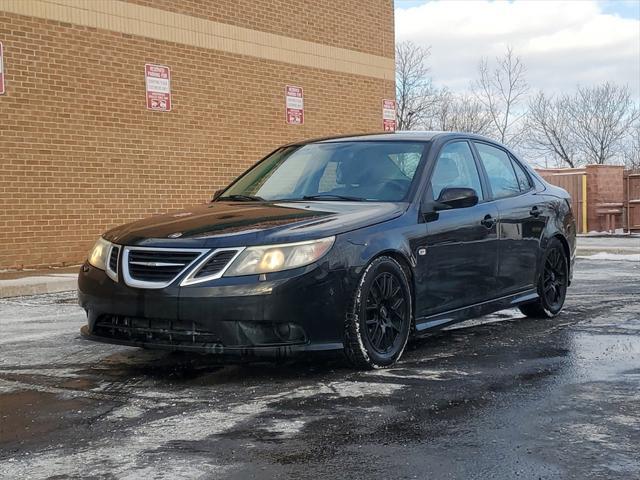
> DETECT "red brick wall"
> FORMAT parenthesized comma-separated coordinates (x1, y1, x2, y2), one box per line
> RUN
(585, 165, 625, 232)
(0, 3, 394, 269)
(538, 166, 625, 232)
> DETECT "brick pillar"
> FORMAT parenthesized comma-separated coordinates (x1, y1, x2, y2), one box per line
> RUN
(585, 165, 625, 232)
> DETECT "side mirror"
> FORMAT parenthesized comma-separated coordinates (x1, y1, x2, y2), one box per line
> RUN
(212, 188, 224, 202)
(435, 187, 479, 210)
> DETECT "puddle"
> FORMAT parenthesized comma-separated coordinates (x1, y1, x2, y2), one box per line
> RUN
(0, 390, 93, 447)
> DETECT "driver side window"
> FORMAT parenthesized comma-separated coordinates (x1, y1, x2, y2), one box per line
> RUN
(430, 142, 483, 201)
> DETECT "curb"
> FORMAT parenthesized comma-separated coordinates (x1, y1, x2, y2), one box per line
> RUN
(577, 234, 640, 239)
(0, 274, 77, 299)
(576, 248, 640, 255)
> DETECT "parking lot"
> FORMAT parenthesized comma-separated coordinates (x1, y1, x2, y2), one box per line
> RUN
(1, 257, 639, 480)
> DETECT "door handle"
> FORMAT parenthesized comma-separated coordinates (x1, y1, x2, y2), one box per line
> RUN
(530, 206, 541, 217)
(481, 214, 495, 229)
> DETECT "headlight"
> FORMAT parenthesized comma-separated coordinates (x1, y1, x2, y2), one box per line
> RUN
(224, 237, 335, 276)
(87, 237, 112, 271)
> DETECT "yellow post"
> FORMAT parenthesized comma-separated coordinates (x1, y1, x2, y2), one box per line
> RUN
(581, 174, 588, 233)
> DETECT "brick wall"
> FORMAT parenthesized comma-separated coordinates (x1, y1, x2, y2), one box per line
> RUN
(0, 1, 395, 269)
(128, 0, 395, 57)
(585, 165, 625, 232)
(537, 165, 625, 233)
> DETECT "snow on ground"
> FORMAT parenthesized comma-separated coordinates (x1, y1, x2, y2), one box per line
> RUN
(577, 253, 640, 262)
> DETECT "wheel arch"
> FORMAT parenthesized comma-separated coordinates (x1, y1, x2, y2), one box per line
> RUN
(552, 233, 572, 285)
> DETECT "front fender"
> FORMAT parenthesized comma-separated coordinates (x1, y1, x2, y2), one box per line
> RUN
(332, 215, 416, 300)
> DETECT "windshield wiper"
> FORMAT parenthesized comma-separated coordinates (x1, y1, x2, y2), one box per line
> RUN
(218, 194, 265, 202)
(302, 194, 366, 202)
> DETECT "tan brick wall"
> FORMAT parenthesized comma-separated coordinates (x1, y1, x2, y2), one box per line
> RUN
(0, 2, 395, 269)
(128, 0, 395, 58)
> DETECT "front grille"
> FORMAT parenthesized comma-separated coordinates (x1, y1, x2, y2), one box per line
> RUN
(94, 315, 223, 346)
(105, 245, 120, 281)
(108, 246, 119, 273)
(129, 250, 199, 280)
(194, 250, 238, 278)
(93, 315, 307, 349)
(123, 247, 205, 288)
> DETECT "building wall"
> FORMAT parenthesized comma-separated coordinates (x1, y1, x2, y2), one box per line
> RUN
(0, 0, 395, 269)
(127, 0, 395, 57)
(585, 165, 625, 232)
(537, 165, 626, 233)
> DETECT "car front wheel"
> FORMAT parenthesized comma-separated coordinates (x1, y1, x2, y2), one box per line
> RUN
(344, 256, 412, 369)
(519, 238, 568, 318)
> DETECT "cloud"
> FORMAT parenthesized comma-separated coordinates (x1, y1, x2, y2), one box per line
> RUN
(395, 0, 640, 98)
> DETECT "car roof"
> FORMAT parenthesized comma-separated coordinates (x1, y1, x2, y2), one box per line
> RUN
(286, 131, 500, 146)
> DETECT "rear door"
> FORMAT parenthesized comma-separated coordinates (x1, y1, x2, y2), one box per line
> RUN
(473, 142, 546, 294)
(414, 140, 500, 319)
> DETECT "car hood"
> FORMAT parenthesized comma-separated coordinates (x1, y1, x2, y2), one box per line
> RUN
(103, 201, 407, 247)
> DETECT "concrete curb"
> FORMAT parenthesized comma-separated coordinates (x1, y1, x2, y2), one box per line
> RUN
(577, 234, 640, 239)
(0, 274, 78, 299)
(576, 248, 640, 256)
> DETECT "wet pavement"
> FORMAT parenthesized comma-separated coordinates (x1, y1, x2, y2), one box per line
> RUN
(0, 258, 639, 479)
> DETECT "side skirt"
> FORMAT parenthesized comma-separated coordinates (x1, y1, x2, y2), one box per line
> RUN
(413, 289, 539, 334)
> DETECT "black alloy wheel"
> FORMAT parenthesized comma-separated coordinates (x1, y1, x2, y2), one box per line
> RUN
(345, 256, 412, 369)
(365, 272, 406, 354)
(520, 238, 568, 318)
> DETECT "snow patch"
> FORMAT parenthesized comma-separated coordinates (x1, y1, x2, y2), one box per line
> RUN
(266, 418, 306, 437)
(577, 253, 640, 262)
(369, 368, 471, 382)
(282, 380, 404, 399)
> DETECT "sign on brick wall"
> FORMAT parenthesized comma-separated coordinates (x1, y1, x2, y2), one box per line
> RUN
(285, 85, 304, 125)
(0, 42, 5, 95)
(145, 64, 171, 112)
(382, 99, 396, 131)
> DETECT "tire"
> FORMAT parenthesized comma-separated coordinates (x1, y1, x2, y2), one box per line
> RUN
(344, 256, 412, 369)
(519, 238, 568, 319)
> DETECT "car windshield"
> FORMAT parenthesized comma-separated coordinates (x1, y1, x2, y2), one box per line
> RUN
(218, 141, 427, 202)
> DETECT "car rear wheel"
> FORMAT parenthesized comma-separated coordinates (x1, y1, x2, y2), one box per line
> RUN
(519, 238, 568, 319)
(344, 256, 412, 369)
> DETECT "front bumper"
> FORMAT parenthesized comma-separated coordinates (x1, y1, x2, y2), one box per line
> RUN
(78, 262, 350, 357)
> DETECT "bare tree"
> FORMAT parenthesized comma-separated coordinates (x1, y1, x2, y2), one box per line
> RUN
(623, 122, 640, 169)
(427, 89, 493, 134)
(395, 41, 437, 130)
(473, 46, 529, 145)
(526, 91, 578, 167)
(568, 82, 639, 164)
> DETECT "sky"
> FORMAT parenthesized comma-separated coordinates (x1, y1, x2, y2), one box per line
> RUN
(394, 0, 640, 99)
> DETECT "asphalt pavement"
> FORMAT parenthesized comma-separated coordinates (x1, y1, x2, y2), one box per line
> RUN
(0, 257, 639, 479)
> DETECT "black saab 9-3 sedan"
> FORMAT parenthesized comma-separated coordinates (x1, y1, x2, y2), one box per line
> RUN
(79, 132, 576, 368)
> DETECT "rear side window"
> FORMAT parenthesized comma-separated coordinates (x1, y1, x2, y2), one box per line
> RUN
(474, 142, 520, 199)
(430, 141, 484, 201)
(511, 156, 533, 191)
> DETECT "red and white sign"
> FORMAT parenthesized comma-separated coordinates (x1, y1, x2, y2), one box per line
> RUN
(145, 64, 171, 112)
(285, 85, 304, 125)
(382, 99, 396, 132)
(0, 42, 5, 95)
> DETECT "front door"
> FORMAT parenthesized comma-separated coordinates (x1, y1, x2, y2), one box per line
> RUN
(414, 141, 500, 320)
